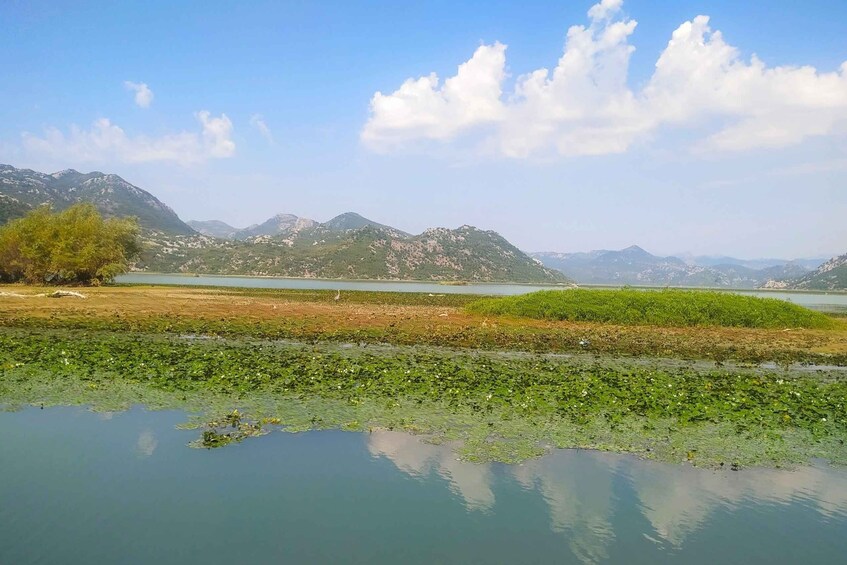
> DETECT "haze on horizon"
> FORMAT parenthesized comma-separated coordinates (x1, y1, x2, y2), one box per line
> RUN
(1, 0, 845, 260)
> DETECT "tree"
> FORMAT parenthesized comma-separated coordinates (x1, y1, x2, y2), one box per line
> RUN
(0, 203, 140, 285)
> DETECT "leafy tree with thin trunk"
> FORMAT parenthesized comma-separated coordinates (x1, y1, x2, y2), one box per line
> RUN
(0, 203, 140, 285)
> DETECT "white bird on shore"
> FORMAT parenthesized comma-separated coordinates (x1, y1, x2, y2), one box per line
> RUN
(334, 290, 341, 302)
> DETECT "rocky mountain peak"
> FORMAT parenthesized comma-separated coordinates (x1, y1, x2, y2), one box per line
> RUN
(0, 163, 194, 235)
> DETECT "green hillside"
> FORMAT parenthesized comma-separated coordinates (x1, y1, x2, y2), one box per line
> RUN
(140, 224, 569, 283)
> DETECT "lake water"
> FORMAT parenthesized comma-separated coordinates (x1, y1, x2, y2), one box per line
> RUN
(117, 272, 847, 312)
(2, 406, 846, 564)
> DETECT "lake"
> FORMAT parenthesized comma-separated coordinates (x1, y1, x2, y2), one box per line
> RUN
(117, 273, 847, 312)
(2, 406, 846, 564)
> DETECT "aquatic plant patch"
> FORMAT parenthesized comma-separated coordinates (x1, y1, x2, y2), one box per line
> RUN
(1, 328, 845, 467)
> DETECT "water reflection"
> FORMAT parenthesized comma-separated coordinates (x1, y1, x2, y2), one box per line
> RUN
(3, 408, 846, 564)
(513, 451, 620, 563)
(628, 461, 847, 548)
(368, 432, 847, 559)
(367, 431, 495, 511)
(136, 429, 158, 458)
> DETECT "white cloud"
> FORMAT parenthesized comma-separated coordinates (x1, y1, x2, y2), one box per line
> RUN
(361, 42, 507, 147)
(362, 0, 847, 157)
(22, 111, 235, 166)
(196, 111, 236, 158)
(644, 16, 847, 152)
(587, 0, 623, 21)
(249, 114, 274, 143)
(123, 81, 154, 108)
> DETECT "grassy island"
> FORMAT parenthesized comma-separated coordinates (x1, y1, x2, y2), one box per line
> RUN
(2, 284, 846, 468)
(467, 289, 834, 329)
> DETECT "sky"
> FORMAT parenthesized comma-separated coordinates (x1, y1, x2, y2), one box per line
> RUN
(1, 0, 845, 259)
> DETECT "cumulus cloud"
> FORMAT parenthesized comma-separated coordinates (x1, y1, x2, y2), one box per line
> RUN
(123, 81, 154, 108)
(362, 0, 847, 157)
(22, 111, 235, 166)
(249, 114, 274, 143)
(361, 42, 507, 146)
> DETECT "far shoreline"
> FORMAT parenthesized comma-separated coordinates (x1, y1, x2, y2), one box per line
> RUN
(119, 271, 847, 295)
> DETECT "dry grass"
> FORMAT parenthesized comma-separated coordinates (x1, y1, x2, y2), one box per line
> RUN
(2, 284, 846, 364)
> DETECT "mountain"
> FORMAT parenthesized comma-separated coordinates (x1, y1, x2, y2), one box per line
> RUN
(785, 253, 847, 290)
(187, 220, 240, 239)
(321, 212, 406, 234)
(140, 223, 568, 283)
(532, 246, 813, 288)
(231, 214, 317, 240)
(0, 164, 194, 234)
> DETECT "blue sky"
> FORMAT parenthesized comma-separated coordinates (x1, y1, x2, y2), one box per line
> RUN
(1, 0, 845, 258)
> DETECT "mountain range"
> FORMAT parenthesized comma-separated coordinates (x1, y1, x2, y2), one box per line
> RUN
(1, 163, 843, 288)
(0, 164, 564, 283)
(678, 254, 826, 271)
(186, 211, 406, 241)
(142, 222, 567, 282)
(531, 246, 816, 289)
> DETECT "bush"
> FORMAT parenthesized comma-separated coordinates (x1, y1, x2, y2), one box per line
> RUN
(466, 289, 834, 329)
(0, 203, 140, 285)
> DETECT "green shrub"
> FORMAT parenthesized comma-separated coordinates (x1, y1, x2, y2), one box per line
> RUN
(0, 203, 140, 285)
(466, 289, 834, 329)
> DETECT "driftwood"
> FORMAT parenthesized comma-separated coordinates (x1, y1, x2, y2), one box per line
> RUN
(45, 290, 87, 299)
(0, 290, 87, 299)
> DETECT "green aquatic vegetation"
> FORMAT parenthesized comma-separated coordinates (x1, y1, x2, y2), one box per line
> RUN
(1, 327, 846, 467)
(467, 289, 835, 329)
(4, 311, 842, 367)
(191, 410, 269, 448)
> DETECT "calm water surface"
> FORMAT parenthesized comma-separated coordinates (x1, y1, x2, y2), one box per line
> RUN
(2, 406, 846, 564)
(117, 273, 847, 312)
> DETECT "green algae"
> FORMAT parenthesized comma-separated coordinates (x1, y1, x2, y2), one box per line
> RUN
(1, 327, 846, 467)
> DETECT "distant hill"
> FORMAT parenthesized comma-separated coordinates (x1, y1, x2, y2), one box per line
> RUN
(141, 223, 568, 283)
(785, 253, 847, 290)
(532, 245, 813, 288)
(187, 220, 239, 239)
(682, 254, 825, 271)
(0, 164, 194, 234)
